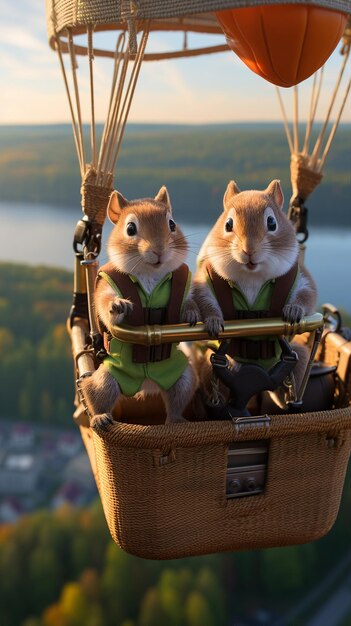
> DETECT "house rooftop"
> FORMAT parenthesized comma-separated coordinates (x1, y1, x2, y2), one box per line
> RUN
(12, 423, 33, 434)
(4, 454, 34, 471)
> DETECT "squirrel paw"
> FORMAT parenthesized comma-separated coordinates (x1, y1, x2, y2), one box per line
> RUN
(109, 298, 133, 325)
(181, 300, 201, 327)
(90, 413, 114, 431)
(282, 304, 304, 324)
(205, 315, 224, 338)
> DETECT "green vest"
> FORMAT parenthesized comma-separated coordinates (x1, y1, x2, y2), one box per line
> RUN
(207, 269, 298, 369)
(101, 270, 191, 396)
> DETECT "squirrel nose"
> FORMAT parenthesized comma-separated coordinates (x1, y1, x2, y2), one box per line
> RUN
(152, 250, 162, 262)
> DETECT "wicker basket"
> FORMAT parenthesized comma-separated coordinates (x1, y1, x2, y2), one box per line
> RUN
(78, 330, 351, 560)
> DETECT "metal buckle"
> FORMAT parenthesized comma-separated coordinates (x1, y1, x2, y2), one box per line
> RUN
(278, 337, 298, 363)
(210, 352, 229, 368)
(281, 350, 298, 364)
(232, 414, 271, 432)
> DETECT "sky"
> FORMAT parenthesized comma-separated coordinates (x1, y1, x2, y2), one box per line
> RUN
(1, 0, 350, 126)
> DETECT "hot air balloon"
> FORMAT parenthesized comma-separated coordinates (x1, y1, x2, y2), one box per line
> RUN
(46, 0, 351, 560)
(216, 4, 348, 87)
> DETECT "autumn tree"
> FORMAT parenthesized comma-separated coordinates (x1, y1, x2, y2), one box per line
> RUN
(185, 591, 216, 626)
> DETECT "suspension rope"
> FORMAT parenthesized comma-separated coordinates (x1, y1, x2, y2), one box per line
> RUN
(100, 39, 130, 185)
(67, 29, 86, 174)
(320, 74, 351, 170)
(97, 33, 126, 184)
(56, 35, 85, 177)
(303, 67, 324, 155)
(310, 42, 350, 169)
(275, 86, 294, 154)
(87, 25, 97, 169)
(110, 28, 149, 175)
(293, 85, 299, 153)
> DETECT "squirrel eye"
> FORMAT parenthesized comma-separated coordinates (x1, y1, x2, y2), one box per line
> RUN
(267, 215, 277, 232)
(126, 222, 137, 236)
(225, 217, 233, 232)
(169, 219, 176, 232)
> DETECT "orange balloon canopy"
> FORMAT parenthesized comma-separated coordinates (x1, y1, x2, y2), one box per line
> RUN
(216, 4, 347, 87)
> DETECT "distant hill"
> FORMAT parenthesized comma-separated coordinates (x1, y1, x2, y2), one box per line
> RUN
(0, 123, 350, 226)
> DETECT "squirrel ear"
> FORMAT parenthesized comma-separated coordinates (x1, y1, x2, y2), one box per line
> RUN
(223, 180, 241, 211)
(266, 179, 284, 210)
(155, 185, 171, 209)
(107, 190, 129, 224)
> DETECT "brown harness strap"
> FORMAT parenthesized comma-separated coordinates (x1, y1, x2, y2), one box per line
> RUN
(205, 262, 235, 320)
(99, 261, 145, 325)
(206, 261, 299, 361)
(166, 262, 189, 324)
(97, 262, 189, 363)
(269, 262, 299, 317)
(228, 337, 277, 361)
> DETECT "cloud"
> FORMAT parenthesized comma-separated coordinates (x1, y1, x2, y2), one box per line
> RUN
(1, 0, 44, 28)
(141, 61, 195, 100)
(0, 25, 46, 52)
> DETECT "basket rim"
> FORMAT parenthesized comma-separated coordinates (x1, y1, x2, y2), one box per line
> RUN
(91, 405, 351, 449)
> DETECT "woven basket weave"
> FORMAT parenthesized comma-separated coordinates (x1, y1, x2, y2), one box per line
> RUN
(79, 330, 351, 560)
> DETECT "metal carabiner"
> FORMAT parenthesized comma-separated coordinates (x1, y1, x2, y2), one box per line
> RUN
(73, 216, 91, 253)
(288, 197, 309, 243)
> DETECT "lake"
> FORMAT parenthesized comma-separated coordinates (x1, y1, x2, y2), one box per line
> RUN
(1, 201, 350, 313)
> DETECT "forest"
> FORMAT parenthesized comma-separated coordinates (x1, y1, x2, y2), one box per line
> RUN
(0, 123, 350, 227)
(0, 263, 73, 426)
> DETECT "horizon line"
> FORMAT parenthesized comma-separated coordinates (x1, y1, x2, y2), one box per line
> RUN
(1, 120, 351, 128)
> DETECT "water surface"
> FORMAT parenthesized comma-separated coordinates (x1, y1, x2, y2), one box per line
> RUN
(1, 202, 350, 313)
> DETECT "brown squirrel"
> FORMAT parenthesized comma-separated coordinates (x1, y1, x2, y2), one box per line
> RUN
(193, 179, 317, 407)
(81, 186, 200, 428)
